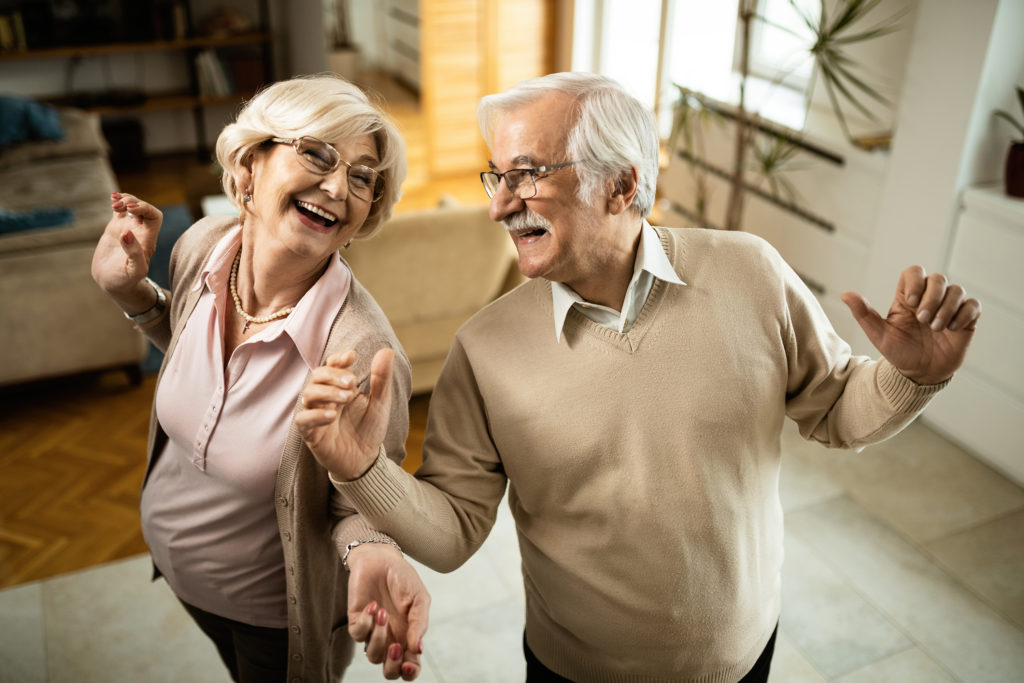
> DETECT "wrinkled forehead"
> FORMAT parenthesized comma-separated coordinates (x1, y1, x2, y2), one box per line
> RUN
(490, 92, 575, 168)
(333, 133, 381, 164)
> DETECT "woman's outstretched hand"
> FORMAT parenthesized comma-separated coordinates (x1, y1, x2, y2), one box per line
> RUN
(295, 348, 395, 481)
(91, 192, 163, 311)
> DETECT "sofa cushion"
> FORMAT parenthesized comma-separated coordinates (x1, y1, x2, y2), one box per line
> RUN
(0, 96, 64, 148)
(344, 203, 518, 326)
(0, 154, 117, 254)
(0, 108, 108, 170)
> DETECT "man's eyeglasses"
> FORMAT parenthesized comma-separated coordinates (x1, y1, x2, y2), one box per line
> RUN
(271, 137, 384, 203)
(480, 160, 583, 199)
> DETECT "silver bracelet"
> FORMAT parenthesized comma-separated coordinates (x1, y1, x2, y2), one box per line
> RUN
(342, 537, 402, 572)
(124, 277, 167, 325)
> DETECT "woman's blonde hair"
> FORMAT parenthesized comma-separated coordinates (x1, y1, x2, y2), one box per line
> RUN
(216, 73, 406, 240)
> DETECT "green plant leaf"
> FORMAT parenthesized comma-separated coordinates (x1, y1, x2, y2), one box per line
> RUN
(801, 0, 905, 142)
(994, 110, 1024, 139)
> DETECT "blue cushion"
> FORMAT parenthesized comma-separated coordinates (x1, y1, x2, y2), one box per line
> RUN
(0, 95, 66, 148)
(0, 207, 75, 235)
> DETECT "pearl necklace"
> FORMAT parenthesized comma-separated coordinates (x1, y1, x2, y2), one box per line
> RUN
(230, 248, 295, 332)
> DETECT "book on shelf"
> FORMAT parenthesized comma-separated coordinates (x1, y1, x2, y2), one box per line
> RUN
(195, 49, 234, 98)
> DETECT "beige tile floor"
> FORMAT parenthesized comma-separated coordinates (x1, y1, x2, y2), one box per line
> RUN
(1, 420, 1022, 682)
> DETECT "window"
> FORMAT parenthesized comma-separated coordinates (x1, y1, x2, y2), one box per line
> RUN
(745, 0, 818, 91)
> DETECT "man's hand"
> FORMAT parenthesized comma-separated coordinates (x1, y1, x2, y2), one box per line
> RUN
(295, 348, 395, 481)
(347, 543, 430, 681)
(842, 266, 981, 385)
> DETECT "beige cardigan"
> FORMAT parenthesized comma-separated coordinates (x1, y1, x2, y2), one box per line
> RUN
(136, 215, 411, 682)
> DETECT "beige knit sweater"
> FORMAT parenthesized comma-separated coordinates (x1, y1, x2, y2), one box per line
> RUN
(338, 226, 945, 682)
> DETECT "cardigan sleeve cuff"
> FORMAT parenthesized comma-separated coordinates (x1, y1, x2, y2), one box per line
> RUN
(329, 445, 409, 518)
(877, 359, 950, 413)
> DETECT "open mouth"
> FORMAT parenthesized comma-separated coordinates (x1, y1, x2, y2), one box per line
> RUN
(505, 210, 552, 242)
(507, 224, 550, 241)
(519, 228, 548, 239)
(295, 200, 338, 228)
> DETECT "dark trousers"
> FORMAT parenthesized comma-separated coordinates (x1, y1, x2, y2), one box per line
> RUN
(524, 625, 778, 683)
(180, 599, 290, 683)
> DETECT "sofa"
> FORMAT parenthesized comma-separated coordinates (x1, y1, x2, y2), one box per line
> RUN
(0, 102, 148, 386)
(343, 202, 522, 394)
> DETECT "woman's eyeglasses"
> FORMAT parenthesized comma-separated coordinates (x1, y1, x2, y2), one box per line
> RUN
(271, 137, 384, 203)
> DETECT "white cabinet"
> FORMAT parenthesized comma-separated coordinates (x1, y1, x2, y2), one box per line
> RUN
(923, 184, 1024, 485)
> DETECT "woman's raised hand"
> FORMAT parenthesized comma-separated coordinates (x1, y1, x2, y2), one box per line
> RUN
(91, 192, 162, 304)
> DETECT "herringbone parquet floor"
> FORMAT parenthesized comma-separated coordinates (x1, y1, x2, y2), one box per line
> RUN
(0, 357, 432, 592)
(0, 71, 474, 591)
(0, 372, 154, 589)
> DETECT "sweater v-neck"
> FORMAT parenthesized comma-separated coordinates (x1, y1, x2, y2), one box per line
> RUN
(562, 275, 670, 352)
(559, 227, 682, 353)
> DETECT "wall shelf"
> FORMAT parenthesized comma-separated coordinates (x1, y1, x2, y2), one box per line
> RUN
(1, 0, 273, 160)
(0, 33, 271, 62)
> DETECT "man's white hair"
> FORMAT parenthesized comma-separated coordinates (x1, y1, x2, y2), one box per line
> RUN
(477, 72, 659, 218)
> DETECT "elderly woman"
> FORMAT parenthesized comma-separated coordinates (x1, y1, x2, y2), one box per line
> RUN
(91, 75, 428, 682)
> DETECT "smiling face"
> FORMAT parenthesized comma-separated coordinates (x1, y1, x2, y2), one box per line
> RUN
(487, 92, 631, 303)
(238, 134, 379, 264)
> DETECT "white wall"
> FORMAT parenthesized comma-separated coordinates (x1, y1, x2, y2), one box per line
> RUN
(864, 0, 1003, 309)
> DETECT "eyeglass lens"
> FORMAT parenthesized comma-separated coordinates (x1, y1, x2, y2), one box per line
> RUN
(291, 138, 382, 202)
(482, 170, 535, 199)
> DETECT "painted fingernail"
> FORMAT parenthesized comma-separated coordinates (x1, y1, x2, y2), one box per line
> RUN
(389, 643, 402, 661)
(417, 638, 423, 654)
(402, 664, 416, 678)
(122, 231, 135, 245)
(377, 608, 388, 626)
(366, 601, 378, 614)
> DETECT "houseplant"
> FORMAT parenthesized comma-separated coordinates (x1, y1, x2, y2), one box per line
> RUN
(670, 0, 906, 229)
(994, 85, 1024, 198)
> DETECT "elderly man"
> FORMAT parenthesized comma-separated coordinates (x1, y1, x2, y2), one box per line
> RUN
(298, 72, 980, 682)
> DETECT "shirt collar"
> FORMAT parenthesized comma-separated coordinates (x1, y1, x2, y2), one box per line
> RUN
(283, 252, 351, 369)
(551, 221, 686, 341)
(197, 225, 352, 369)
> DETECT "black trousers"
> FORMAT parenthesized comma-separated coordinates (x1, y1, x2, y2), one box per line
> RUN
(524, 625, 778, 683)
(179, 599, 290, 683)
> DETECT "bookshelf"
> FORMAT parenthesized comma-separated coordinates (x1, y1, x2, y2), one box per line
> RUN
(0, 1, 273, 160)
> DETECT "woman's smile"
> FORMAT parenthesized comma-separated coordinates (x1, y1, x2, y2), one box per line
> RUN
(294, 199, 339, 232)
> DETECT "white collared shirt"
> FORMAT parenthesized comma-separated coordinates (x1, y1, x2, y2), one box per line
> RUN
(551, 221, 686, 341)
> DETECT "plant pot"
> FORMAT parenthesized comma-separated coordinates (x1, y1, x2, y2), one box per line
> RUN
(1006, 142, 1024, 198)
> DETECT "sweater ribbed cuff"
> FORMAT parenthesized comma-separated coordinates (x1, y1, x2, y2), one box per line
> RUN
(330, 445, 409, 518)
(877, 359, 949, 413)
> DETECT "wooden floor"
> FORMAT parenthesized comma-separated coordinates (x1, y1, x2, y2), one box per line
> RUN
(0, 72, 480, 591)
